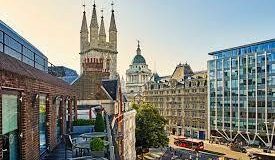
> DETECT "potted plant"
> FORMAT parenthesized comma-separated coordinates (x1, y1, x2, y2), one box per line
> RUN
(94, 113, 105, 132)
(90, 138, 105, 157)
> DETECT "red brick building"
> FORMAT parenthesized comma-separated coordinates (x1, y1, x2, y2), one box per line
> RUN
(0, 53, 77, 160)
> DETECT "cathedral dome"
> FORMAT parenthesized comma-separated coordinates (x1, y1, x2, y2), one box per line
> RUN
(132, 41, 146, 64)
(132, 54, 146, 64)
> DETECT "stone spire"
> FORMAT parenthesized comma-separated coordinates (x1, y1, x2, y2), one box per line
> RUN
(137, 40, 141, 55)
(90, 2, 99, 48)
(109, 4, 117, 32)
(109, 2, 117, 50)
(80, 5, 89, 52)
(99, 10, 106, 45)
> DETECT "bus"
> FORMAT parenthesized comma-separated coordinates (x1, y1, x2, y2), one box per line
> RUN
(174, 138, 204, 151)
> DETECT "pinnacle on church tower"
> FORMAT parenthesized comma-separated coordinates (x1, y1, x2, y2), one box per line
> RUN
(99, 9, 106, 45)
(90, 1, 99, 47)
(80, 3, 89, 52)
(109, 2, 117, 50)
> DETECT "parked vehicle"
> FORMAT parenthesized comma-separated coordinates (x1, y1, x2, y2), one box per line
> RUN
(230, 143, 247, 153)
(174, 138, 204, 151)
(263, 146, 271, 153)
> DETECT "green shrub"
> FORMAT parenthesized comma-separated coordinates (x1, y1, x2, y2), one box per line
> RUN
(90, 138, 104, 151)
(72, 119, 95, 126)
(94, 113, 105, 132)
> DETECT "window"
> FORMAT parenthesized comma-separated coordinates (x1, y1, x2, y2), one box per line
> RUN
(2, 94, 19, 160)
(39, 95, 47, 153)
(0, 43, 3, 52)
(272, 64, 275, 73)
(2, 94, 18, 135)
(4, 46, 21, 60)
(55, 99, 62, 142)
(0, 31, 3, 42)
(22, 47, 35, 66)
(4, 35, 21, 52)
(271, 52, 275, 61)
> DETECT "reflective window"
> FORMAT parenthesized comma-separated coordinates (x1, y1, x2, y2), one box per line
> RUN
(0, 31, 3, 42)
(2, 94, 18, 135)
(272, 64, 275, 73)
(4, 46, 21, 60)
(2, 94, 19, 160)
(55, 100, 62, 142)
(271, 52, 275, 61)
(23, 47, 34, 60)
(0, 43, 3, 52)
(39, 95, 47, 153)
(4, 35, 21, 52)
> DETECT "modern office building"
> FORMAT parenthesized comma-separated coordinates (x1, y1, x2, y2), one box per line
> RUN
(208, 39, 275, 148)
(0, 20, 48, 72)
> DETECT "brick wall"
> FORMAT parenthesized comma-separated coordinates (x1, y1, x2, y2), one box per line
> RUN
(0, 69, 76, 160)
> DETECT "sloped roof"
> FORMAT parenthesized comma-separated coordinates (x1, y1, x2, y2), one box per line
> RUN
(101, 79, 118, 100)
(0, 52, 72, 89)
(72, 72, 109, 100)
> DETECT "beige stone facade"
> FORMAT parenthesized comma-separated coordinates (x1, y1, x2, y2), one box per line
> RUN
(122, 109, 137, 160)
(143, 63, 208, 139)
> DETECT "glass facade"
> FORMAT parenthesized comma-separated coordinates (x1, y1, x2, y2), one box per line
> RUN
(208, 39, 275, 147)
(0, 20, 48, 72)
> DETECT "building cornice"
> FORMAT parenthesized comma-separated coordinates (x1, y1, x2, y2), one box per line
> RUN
(80, 47, 118, 55)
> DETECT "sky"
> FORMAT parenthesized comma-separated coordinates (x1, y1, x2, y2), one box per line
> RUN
(1, 0, 275, 77)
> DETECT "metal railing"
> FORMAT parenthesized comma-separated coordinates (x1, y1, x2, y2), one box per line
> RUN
(0, 29, 58, 75)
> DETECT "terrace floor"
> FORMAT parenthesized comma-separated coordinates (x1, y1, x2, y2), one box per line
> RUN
(42, 134, 108, 160)
(42, 143, 72, 160)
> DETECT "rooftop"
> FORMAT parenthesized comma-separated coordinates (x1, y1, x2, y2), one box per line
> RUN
(208, 38, 275, 55)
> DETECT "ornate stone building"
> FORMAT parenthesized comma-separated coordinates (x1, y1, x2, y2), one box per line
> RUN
(126, 42, 151, 102)
(143, 63, 208, 139)
(79, 3, 117, 79)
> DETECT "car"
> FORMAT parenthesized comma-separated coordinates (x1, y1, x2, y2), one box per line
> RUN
(263, 147, 271, 153)
(230, 144, 247, 153)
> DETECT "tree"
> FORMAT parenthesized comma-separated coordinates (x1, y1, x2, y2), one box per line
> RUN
(135, 103, 168, 156)
(94, 112, 105, 132)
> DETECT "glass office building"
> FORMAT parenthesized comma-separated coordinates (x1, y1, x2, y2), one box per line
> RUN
(0, 20, 48, 71)
(208, 39, 275, 148)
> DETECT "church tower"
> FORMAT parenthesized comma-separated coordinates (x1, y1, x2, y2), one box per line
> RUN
(79, 2, 118, 79)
